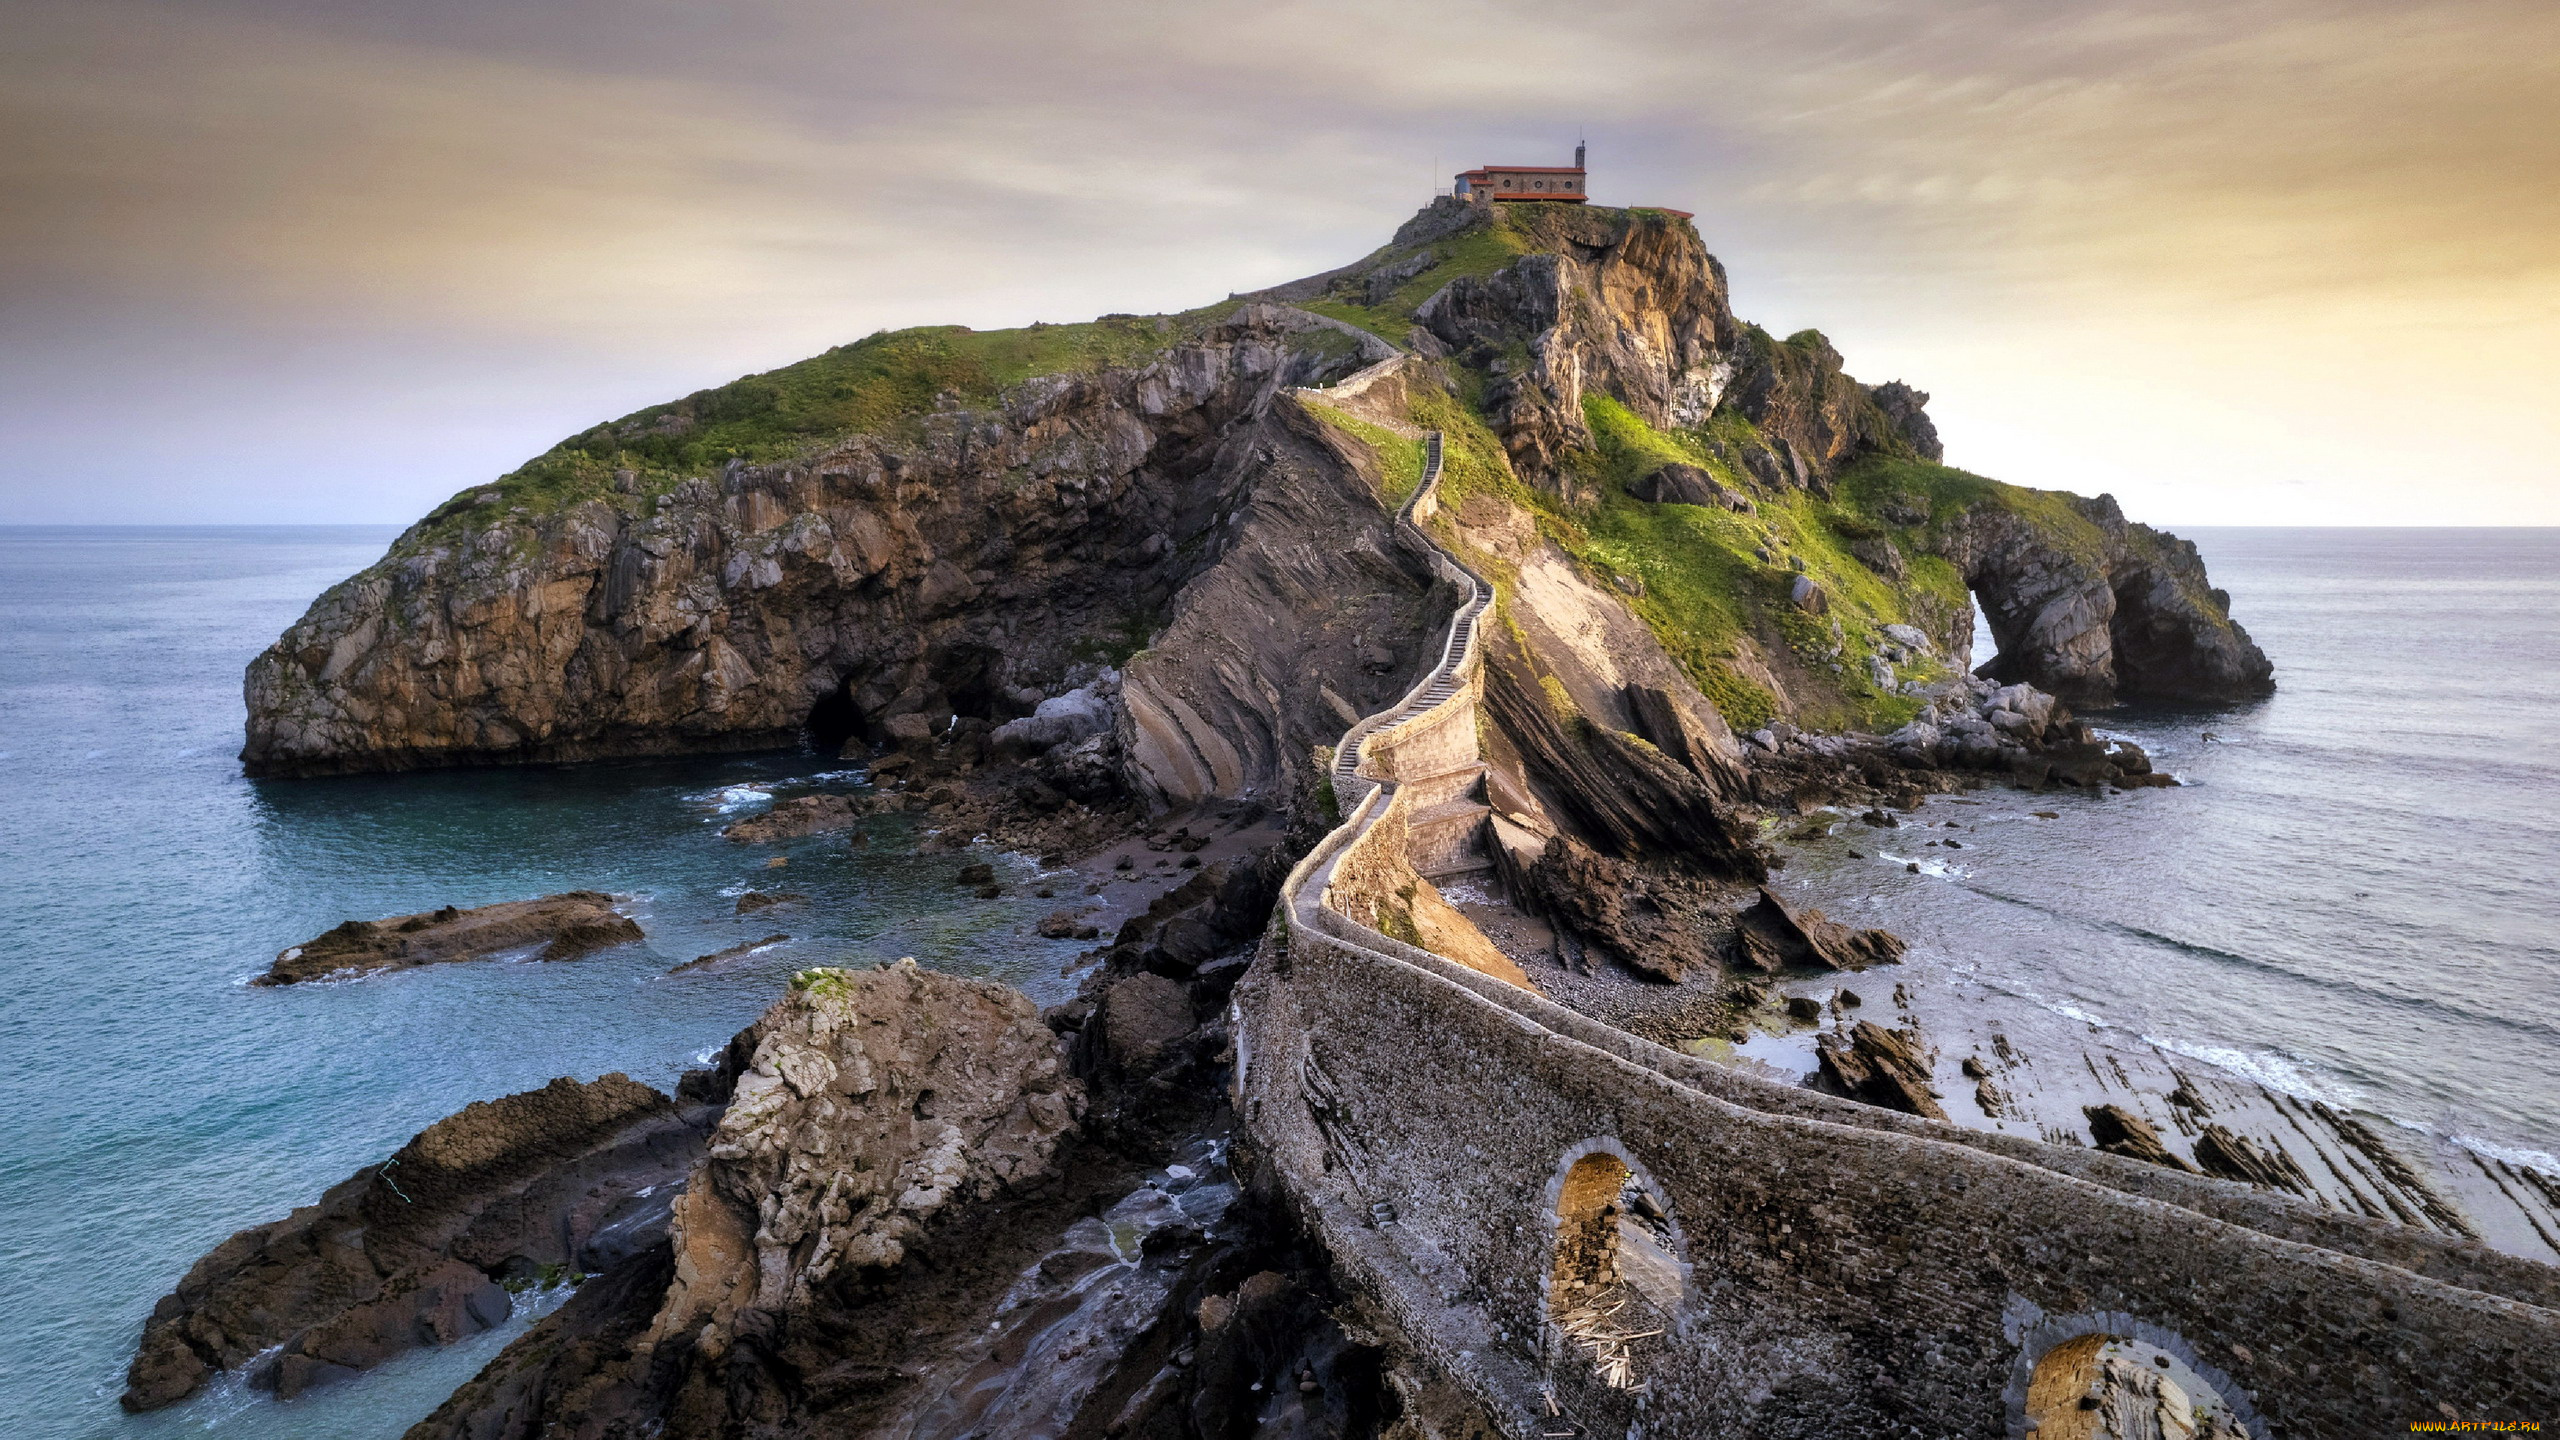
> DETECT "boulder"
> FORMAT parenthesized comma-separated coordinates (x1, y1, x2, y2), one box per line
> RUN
(722, 793, 861, 844)
(1729, 886, 1906, 973)
(1789, 574, 1828, 614)
(1629, 462, 1752, 512)
(1816, 1021, 1945, 1120)
(256, 892, 640, 985)
(646, 961, 1081, 1361)
(990, 685, 1115, 759)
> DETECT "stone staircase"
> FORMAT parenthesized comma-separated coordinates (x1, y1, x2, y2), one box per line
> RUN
(1329, 431, 1494, 815)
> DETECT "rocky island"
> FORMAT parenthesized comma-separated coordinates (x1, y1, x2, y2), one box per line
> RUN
(148, 196, 2557, 1436)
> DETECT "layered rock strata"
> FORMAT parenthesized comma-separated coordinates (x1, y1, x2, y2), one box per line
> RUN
(257, 892, 641, 985)
(122, 1074, 713, 1411)
(242, 306, 1396, 780)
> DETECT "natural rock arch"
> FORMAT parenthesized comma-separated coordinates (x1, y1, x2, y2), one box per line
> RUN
(1933, 497, 2274, 708)
(1543, 1139, 1685, 1390)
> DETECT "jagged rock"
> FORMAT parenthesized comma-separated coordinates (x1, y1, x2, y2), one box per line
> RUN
(257, 892, 640, 985)
(1730, 886, 1906, 972)
(1789, 574, 1828, 614)
(647, 961, 1082, 1363)
(2193, 1123, 2311, 1194)
(122, 1075, 707, 1411)
(722, 793, 860, 843)
(1502, 835, 1717, 983)
(1629, 461, 1752, 511)
(670, 934, 788, 973)
(733, 890, 805, 913)
(2086, 1104, 2198, 1172)
(1867, 381, 1943, 462)
(1482, 629, 1763, 880)
(1816, 1021, 1946, 1120)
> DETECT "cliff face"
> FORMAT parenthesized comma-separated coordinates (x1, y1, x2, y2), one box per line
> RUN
(243, 305, 1396, 778)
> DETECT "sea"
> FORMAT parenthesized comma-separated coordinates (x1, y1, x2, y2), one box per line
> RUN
(1, 524, 2555, 1438)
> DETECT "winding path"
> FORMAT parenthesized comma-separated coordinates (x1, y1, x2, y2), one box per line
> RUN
(1241, 404, 2560, 1437)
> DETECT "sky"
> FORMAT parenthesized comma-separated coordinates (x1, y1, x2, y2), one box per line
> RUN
(2, 0, 2555, 527)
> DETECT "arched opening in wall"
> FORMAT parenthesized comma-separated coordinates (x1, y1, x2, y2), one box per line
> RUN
(804, 676, 864, 755)
(1970, 589, 2001, 676)
(2024, 1333, 2251, 1439)
(1548, 1150, 1682, 1390)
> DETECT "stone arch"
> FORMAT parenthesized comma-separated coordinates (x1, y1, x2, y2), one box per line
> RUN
(2010, 1312, 2261, 1440)
(1542, 1138, 1686, 1390)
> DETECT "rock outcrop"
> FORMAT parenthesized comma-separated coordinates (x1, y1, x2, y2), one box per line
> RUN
(721, 792, 861, 843)
(1816, 1020, 1947, 1120)
(256, 892, 641, 985)
(1931, 493, 2275, 707)
(122, 1074, 711, 1411)
(1495, 834, 1720, 983)
(1729, 885, 1906, 972)
(242, 306, 1392, 779)
(645, 960, 1081, 1368)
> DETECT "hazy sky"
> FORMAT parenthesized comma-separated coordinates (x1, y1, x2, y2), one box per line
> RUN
(4, 0, 2555, 526)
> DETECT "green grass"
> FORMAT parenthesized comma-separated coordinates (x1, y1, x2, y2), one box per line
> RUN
(1834, 454, 2109, 568)
(1301, 402, 1427, 508)
(1566, 396, 1959, 730)
(403, 309, 1251, 548)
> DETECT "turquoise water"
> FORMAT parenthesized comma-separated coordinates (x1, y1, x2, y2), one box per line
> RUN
(0, 528, 1091, 1439)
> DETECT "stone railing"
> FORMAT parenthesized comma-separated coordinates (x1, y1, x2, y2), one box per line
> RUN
(1329, 432, 1493, 815)
(1238, 422, 2560, 1437)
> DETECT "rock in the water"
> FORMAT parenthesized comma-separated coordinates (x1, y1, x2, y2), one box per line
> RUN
(669, 934, 789, 974)
(1037, 909, 1101, 940)
(733, 890, 806, 914)
(2086, 1103, 2197, 1172)
(722, 793, 861, 844)
(1815, 1021, 1945, 1120)
(646, 960, 1081, 1362)
(257, 892, 640, 985)
(121, 1075, 706, 1411)
(1729, 886, 1906, 973)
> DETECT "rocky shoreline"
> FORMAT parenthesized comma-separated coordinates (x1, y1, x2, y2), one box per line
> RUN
(138, 196, 2560, 1437)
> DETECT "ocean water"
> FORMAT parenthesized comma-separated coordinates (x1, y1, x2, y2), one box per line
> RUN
(0, 528, 1098, 1440)
(1796, 527, 2560, 1170)
(3, 526, 2555, 1439)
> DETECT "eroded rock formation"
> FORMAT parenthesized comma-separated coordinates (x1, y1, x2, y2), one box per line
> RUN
(256, 892, 641, 985)
(122, 1074, 710, 1411)
(647, 961, 1080, 1363)
(1729, 885, 1907, 972)
(242, 306, 1401, 780)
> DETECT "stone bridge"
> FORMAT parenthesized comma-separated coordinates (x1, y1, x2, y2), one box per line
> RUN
(1235, 420, 2560, 1438)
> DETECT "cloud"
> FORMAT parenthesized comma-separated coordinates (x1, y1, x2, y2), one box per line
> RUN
(1, 0, 2553, 523)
